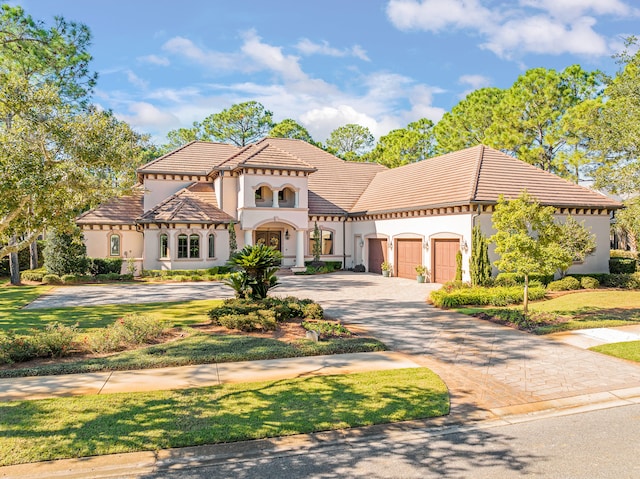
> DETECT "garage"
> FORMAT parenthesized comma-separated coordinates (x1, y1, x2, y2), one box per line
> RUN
(432, 239, 460, 283)
(395, 239, 423, 279)
(368, 238, 387, 274)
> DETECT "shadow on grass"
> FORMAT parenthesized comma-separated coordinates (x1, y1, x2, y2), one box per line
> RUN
(0, 369, 449, 467)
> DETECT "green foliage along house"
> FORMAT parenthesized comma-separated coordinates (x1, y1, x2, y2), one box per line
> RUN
(77, 141, 621, 281)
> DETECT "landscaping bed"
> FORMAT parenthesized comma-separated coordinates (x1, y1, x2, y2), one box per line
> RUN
(0, 288, 386, 378)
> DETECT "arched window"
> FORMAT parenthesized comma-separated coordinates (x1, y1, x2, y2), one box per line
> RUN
(189, 234, 200, 258)
(208, 234, 215, 259)
(159, 234, 168, 259)
(177, 234, 188, 258)
(109, 234, 120, 256)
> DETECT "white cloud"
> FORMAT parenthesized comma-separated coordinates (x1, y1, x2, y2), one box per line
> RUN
(386, 0, 637, 58)
(146, 87, 202, 103)
(162, 36, 240, 71)
(482, 15, 609, 57)
(116, 102, 179, 130)
(386, 0, 493, 32)
(125, 70, 149, 89)
(240, 30, 307, 82)
(138, 54, 170, 66)
(295, 38, 370, 61)
(459, 74, 491, 89)
(301, 105, 378, 141)
(520, 0, 637, 21)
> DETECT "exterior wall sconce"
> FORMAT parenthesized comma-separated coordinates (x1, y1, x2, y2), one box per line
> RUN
(359, 239, 364, 247)
(285, 229, 290, 240)
(461, 239, 468, 252)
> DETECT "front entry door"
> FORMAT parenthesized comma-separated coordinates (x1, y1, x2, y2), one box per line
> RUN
(255, 231, 282, 252)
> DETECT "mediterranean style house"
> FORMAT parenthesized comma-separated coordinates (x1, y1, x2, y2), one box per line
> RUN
(77, 138, 621, 282)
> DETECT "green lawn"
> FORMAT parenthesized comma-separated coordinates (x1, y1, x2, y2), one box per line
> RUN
(0, 368, 449, 466)
(457, 291, 640, 334)
(0, 285, 387, 377)
(590, 340, 640, 362)
(0, 285, 223, 333)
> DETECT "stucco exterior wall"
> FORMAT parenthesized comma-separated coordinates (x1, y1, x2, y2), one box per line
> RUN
(350, 214, 474, 280)
(82, 229, 143, 259)
(238, 174, 308, 209)
(476, 211, 612, 277)
(142, 225, 230, 271)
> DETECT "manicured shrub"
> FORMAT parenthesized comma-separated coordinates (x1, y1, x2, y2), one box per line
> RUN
(600, 273, 640, 289)
(95, 273, 132, 281)
(20, 268, 46, 282)
(547, 276, 581, 291)
(302, 320, 350, 337)
(494, 272, 554, 287)
(84, 314, 166, 353)
(42, 273, 62, 285)
(303, 302, 324, 320)
(429, 285, 546, 308)
(0, 333, 39, 364)
(61, 274, 82, 284)
(88, 258, 123, 275)
(610, 257, 637, 274)
(35, 322, 78, 358)
(580, 276, 600, 289)
(610, 250, 637, 259)
(218, 310, 277, 331)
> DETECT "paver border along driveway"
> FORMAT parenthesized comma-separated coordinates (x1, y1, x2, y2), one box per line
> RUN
(24, 272, 640, 415)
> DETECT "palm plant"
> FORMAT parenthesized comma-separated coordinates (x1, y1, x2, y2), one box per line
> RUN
(225, 244, 283, 299)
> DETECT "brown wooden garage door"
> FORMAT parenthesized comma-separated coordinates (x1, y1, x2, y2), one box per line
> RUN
(396, 239, 423, 279)
(432, 239, 460, 283)
(368, 239, 387, 274)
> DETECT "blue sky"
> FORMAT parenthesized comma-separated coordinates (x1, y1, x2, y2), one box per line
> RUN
(15, 0, 640, 144)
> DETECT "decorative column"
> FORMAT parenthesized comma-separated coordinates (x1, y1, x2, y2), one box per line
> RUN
(291, 229, 306, 273)
(272, 189, 279, 208)
(244, 229, 253, 247)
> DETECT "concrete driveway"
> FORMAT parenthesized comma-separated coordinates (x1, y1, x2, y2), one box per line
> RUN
(23, 272, 640, 417)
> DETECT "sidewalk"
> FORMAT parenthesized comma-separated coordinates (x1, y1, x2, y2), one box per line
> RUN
(0, 351, 420, 402)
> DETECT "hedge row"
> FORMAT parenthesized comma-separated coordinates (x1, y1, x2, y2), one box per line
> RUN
(429, 284, 546, 308)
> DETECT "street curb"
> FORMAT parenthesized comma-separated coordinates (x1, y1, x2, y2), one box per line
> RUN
(2, 389, 639, 479)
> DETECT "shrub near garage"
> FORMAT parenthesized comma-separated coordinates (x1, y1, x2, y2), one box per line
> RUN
(429, 282, 546, 308)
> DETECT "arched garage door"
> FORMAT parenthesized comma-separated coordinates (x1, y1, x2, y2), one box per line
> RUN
(368, 238, 387, 274)
(396, 239, 422, 279)
(432, 239, 460, 283)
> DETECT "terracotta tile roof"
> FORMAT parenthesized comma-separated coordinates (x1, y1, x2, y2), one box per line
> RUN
(215, 142, 316, 172)
(138, 141, 239, 176)
(352, 145, 621, 214)
(76, 190, 143, 225)
(137, 183, 233, 224)
(259, 138, 386, 215)
(473, 146, 621, 208)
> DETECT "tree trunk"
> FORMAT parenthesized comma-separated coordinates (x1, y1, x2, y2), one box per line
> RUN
(9, 251, 20, 285)
(523, 274, 529, 315)
(29, 240, 38, 269)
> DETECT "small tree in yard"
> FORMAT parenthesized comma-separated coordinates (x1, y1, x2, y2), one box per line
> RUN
(557, 216, 597, 276)
(227, 221, 237, 259)
(312, 221, 322, 264)
(490, 191, 580, 314)
(43, 227, 89, 276)
(469, 225, 492, 286)
(225, 244, 283, 299)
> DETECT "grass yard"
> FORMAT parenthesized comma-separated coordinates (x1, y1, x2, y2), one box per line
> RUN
(0, 286, 387, 377)
(457, 291, 640, 334)
(590, 341, 640, 362)
(0, 285, 223, 333)
(0, 368, 449, 466)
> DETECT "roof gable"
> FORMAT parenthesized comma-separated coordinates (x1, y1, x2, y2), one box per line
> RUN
(215, 142, 316, 172)
(138, 183, 233, 224)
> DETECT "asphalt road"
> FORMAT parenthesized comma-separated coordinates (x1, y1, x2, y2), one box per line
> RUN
(136, 404, 640, 479)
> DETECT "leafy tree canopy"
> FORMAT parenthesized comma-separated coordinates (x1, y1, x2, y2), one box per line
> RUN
(325, 123, 374, 161)
(202, 101, 274, 147)
(269, 118, 315, 144)
(367, 118, 435, 168)
(434, 87, 504, 154)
